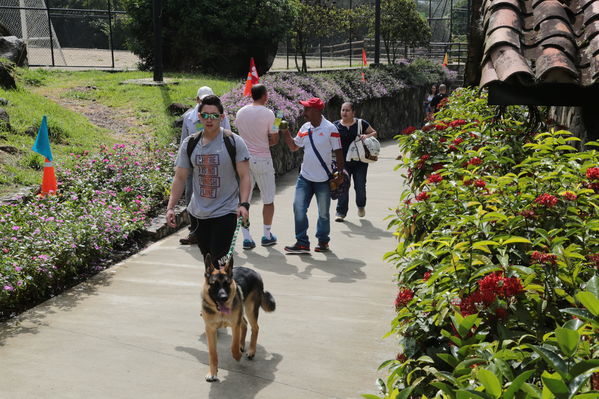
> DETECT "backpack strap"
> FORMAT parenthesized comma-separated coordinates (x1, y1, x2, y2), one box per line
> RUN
(187, 128, 238, 178)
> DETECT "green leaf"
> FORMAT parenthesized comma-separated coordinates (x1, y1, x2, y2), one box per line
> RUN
(361, 395, 381, 399)
(530, 346, 569, 379)
(503, 236, 533, 245)
(521, 382, 542, 398)
(541, 372, 569, 399)
(437, 353, 459, 368)
(456, 390, 494, 399)
(576, 292, 599, 316)
(431, 382, 457, 399)
(396, 386, 414, 399)
(555, 328, 580, 357)
(585, 276, 599, 298)
(568, 371, 595, 397)
(562, 318, 584, 331)
(482, 212, 508, 222)
(572, 394, 599, 399)
(477, 368, 502, 398)
(504, 370, 535, 399)
(570, 359, 599, 378)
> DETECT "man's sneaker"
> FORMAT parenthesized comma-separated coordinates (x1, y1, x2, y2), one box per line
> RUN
(315, 242, 329, 252)
(284, 243, 310, 254)
(243, 239, 256, 250)
(179, 233, 198, 245)
(261, 234, 277, 246)
(358, 207, 366, 217)
(335, 215, 345, 222)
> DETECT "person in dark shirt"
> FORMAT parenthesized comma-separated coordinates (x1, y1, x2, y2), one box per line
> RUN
(333, 102, 377, 222)
(429, 84, 448, 111)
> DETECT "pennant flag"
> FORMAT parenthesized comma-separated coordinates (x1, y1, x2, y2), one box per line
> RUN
(442, 52, 449, 67)
(32, 115, 53, 161)
(243, 57, 260, 97)
(32, 116, 57, 195)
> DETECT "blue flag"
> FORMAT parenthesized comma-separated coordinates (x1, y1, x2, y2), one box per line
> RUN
(31, 115, 53, 161)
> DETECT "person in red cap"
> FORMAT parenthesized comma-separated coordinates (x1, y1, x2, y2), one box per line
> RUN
(281, 97, 344, 254)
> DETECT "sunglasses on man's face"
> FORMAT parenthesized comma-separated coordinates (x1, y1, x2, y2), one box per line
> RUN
(200, 112, 221, 120)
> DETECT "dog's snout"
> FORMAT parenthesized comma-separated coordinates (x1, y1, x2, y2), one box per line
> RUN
(217, 289, 228, 301)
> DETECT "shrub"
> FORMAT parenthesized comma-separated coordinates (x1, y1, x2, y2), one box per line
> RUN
(0, 143, 174, 319)
(376, 88, 599, 398)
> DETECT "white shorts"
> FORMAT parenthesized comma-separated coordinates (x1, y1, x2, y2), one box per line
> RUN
(249, 156, 276, 205)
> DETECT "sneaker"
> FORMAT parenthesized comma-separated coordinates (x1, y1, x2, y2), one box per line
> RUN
(358, 207, 366, 217)
(261, 234, 277, 246)
(335, 215, 345, 222)
(243, 239, 256, 250)
(179, 233, 198, 245)
(284, 243, 310, 254)
(315, 242, 329, 252)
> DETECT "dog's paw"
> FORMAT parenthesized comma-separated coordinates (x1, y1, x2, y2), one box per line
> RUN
(246, 352, 255, 360)
(205, 374, 219, 383)
(239, 345, 245, 353)
(232, 350, 242, 361)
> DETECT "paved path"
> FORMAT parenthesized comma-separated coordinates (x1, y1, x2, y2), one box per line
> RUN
(0, 143, 404, 399)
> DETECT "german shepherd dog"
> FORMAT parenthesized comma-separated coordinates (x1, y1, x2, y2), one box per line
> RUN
(202, 254, 276, 382)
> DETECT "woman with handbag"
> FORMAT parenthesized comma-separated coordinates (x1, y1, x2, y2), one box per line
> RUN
(333, 102, 378, 222)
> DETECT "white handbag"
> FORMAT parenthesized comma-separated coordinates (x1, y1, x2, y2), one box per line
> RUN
(346, 119, 380, 163)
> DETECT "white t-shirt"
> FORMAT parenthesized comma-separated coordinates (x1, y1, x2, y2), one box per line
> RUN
(294, 117, 341, 182)
(234, 104, 276, 158)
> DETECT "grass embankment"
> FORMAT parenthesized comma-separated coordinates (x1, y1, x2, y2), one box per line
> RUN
(0, 68, 237, 194)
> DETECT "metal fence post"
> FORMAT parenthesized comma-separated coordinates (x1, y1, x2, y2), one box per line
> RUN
(46, 0, 55, 66)
(108, 0, 115, 68)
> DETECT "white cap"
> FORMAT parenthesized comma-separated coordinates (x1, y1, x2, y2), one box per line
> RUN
(197, 86, 214, 100)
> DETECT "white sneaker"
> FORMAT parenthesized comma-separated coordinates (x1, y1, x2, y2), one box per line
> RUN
(358, 208, 365, 217)
(335, 215, 345, 222)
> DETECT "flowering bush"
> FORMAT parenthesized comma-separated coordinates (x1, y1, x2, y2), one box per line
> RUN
(0, 144, 174, 319)
(376, 88, 599, 398)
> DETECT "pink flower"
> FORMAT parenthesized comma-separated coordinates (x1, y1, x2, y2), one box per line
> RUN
(12, 226, 20, 231)
(4, 285, 14, 291)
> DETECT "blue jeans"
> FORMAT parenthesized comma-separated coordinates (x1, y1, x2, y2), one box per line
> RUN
(336, 161, 368, 217)
(293, 175, 331, 246)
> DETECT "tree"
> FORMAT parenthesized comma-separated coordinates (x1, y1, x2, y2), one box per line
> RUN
(373, 0, 431, 63)
(121, 0, 294, 76)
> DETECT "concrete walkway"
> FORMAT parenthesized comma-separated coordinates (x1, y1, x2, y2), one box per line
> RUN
(0, 143, 404, 399)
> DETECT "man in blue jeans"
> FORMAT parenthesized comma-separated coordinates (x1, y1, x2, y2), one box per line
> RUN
(282, 97, 344, 254)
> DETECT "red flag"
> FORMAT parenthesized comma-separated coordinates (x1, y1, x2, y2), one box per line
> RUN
(362, 48, 368, 66)
(243, 57, 260, 97)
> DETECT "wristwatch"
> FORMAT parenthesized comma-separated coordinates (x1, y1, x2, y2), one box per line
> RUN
(239, 202, 250, 211)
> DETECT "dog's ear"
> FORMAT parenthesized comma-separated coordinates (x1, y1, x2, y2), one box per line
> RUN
(222, 256, 234, 275)
(204, 253, 214, 277)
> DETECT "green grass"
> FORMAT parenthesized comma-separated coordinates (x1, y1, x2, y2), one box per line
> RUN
(0, 68, 237, 193)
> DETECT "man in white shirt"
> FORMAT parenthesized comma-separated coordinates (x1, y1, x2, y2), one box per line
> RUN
(234, 84, 280, 249)
(282, 97, 344, 254)
(180, 86, 232, 245)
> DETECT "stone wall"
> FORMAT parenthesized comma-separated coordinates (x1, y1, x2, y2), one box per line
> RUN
(269, 84, 427, 176)
(550, 106, 599, 145)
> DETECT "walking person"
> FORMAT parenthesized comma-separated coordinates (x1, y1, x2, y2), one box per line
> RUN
(281, 97, 344, 254)
(179, 86, 232, 245)
(333, 102, 377, 222)
(166, 95, 251, 261)
(234, 84, 280, 249)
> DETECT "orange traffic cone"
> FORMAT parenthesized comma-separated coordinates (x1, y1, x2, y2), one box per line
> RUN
(41, 157, 57, 195)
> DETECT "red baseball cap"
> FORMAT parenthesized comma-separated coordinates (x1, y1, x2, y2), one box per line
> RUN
(299, 97, 325, 110)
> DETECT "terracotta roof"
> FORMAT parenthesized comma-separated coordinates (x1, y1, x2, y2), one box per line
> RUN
(479, 0, 599, 87)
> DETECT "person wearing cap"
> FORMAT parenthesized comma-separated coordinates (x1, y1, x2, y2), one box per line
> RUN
(234, 84, 280, 250)
(179, 86, 232, 245)
(281, 97, 344, 254)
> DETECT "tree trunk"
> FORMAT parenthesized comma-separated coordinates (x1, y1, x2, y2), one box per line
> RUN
(464, 0, 484, 87)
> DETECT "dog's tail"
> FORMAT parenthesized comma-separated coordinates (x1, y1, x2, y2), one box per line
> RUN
(261, 291, 276, 312)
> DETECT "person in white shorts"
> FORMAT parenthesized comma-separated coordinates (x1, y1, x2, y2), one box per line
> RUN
(179, 86, 231, 245)
(234, 84, 280, 249)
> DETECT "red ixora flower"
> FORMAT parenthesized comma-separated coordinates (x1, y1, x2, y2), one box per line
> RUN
(531, 251, 558, 266)
(427, 173, 443, 184)
(534, 193, 558, 208)
(452, 137, 464, 145)
(435, 123, 448, 131)
(495, 308, 509, 319)
(448, 145, 458, 151)
(562, 191, 577, 201)
(586, 167, 599, 180)
(432, 163, 444, 171)
(463, 179, 473, 186)
(439, 137, 447, 143)
(448, 119, 466, 128)
(460, 272, 523, 316)
(520, 209, 536, 219)
(415, 191, 430, 201)
(419, 154, 430, 161)
(423, 271, 431, 281)
(401, 126, 417, 135)
(396, 353, 407, 362)
(586, 254, 599, 268)
(474, 179, 486, 188)
(468, 157, 483, 166)
(395, 288, 414, 309)
(422, 124, 435, 132)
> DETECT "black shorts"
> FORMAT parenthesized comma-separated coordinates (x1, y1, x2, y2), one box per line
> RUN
(191, 213, 238, 262)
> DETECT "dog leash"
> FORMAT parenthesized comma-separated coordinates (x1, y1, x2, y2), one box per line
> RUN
(224, 216, 245, 260)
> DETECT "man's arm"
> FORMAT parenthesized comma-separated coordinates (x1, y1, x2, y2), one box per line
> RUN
(236, 160, 251, 220)
(166, 167, 191, 227)
(282, 128, 300, 152)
